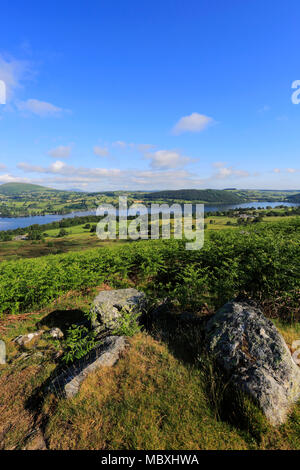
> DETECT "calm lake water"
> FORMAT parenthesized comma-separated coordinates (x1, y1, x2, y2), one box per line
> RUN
(0, 202, 299, 232)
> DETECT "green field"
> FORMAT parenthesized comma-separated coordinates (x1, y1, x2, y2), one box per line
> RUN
(0, 217, 299, 450)
(0, 209, 299, 261)
(1, 183, 299, 218)
(0, 187, 299, 450)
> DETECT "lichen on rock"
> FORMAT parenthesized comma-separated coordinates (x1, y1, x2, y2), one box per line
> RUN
(90, 288, 147, 333)
(205, 300, 300, 425)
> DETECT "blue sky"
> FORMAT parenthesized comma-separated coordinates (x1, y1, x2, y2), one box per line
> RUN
(0, 0, 299, 191)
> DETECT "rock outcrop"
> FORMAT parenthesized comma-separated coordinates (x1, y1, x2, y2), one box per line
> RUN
(50, 335, 127, 398)
(90, 288, 147, 333)
(205, 301, 300, 425)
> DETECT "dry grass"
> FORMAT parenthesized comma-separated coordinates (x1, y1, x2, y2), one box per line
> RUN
(0, 291, 299, 450)
(45, 333, 249, 450)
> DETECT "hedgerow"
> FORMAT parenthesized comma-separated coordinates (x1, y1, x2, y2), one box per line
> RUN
(0, 219, 299, 319)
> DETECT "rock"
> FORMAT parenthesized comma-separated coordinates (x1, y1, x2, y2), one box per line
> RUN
(49, 327, 64, 339)
(14, 330, 44, 347)
(50, 335, 127, 398)
(90, 288, 147, 333)
(205, 301, 300, 425)
(15, 352, 31, 362)
(0, 340, 6, 364)
(24, 429, 47, 450)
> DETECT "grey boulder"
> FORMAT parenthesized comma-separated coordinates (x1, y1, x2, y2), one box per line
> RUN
(0, 340, 6, 364)
(49, 327, 64, 339)
(50, 335, 127, 398)
(90, 288, 147, 333)
(205, 301, 300, 425)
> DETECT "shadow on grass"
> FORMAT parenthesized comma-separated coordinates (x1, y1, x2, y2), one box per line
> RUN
(24, 307, 90, 444)
(37, 308, 88, 334)
(144, 303, 267, 443)
(143, 302, 208, 365)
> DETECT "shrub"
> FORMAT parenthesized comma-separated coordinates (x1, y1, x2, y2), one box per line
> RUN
(61, 324, 99, 364)
(0, 219, 299, 322)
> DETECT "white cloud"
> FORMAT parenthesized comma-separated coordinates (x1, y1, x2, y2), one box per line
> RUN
(16, 158, 300, 191)
(18, 160, 68, 173)
(213, 161, 227, 169)
(93, 146, 109, 157)
(48, 145, 71, 158)
(213, 162, 250, 179)
(17, 99, 65, 117)
(136, 144, 155, 152)
(0, 54, 68, 118)
(0, 54, 31, 102)
(273, 167, 299, 174)
(17, 159, 204, 190)
(0, 173, 30, 183)
(51, 160, 67, 172)
(172, 112, 214, 135)
(109, 141, 155, 153)
(145, 150, 191, 169)
(0, 163, 7, 170)
(287, 168, 297, 173)
(18, 160, 121, 178)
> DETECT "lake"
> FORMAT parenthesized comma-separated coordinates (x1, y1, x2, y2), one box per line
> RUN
(0, 202, 299, 232)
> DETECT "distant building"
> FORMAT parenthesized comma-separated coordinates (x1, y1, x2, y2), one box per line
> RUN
(238, 214, 254, 220)
(13, 235, 28, 241)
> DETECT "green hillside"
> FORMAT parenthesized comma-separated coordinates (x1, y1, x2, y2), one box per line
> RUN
(0, 183, 57, 195)
(286, 193, 300, 203)
(143, 189, 246, 203)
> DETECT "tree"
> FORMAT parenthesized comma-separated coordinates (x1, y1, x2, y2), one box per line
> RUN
(57, 228, 68, 237)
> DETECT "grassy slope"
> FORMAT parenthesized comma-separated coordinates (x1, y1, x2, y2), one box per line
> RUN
(0, 183, 57, 195)
(287, 193, 300, 203)
(143, 189, 246, 203)
(0, 213, 298, 262)
(0, 218, 299, 449)
(0, 289, 299, 450)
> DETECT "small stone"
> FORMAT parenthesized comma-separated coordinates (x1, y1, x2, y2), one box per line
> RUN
(14, 330, 44, 347)
(49, 327, 64, 339)
(15, 352, 31, 362)
(24, 429, 47, 450)
(0, 340, 6, 364)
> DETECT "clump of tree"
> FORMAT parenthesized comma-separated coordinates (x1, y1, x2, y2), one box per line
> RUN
(57, 228, 68, 238)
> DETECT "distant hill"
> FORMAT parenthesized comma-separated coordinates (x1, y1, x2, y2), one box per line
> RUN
(143, 189, 246, 204)
(68, 188, 87, 193)
(0, 183, 58, 195)
(286, 193, 300, 203)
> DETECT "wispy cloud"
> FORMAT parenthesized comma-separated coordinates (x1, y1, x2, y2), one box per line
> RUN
(17, 159, 203, 190)
(93, 146, 109, 157)
(48, 145, 72, 158)
(145, 149, 191, 169)
(273, 167, 298, 174)
(0, 54, 32, 103)
(17, 98, 67, 117)
(0, 173, 30, 183)
(112, 141, 127, 148)
(213, 162, 250, 179)
(172, 112, 214, 135)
